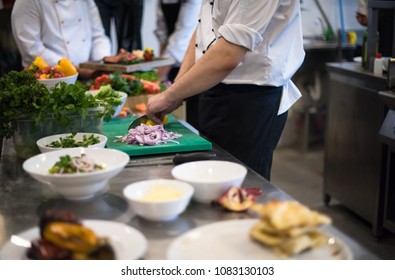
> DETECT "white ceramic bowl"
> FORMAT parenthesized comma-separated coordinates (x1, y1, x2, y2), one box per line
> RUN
(123, 179, 194, 221)
(36, 133, 107, 153)
(38, 73, 78, 90)
(171, 160, 248, 203)
(23, 147, 129, 200)
(89, 90, 127, 118)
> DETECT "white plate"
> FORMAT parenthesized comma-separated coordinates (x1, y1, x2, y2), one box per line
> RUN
(166, 219, 353, 260)
(0, 220, 147, 260)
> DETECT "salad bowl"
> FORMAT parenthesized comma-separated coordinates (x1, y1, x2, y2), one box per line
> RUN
(22, 147, 129, 200)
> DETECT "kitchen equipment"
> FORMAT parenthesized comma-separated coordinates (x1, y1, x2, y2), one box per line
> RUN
(103, 115, 212, 156)
(378, 90, 395, 235)
(123, 179, 194, 221)
(127, 115, 149, 130)
(126, 151, 216, 167)
(171, 160, 247, 203)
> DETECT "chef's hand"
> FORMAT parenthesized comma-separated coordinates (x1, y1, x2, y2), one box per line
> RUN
(146, 91, 183, 124)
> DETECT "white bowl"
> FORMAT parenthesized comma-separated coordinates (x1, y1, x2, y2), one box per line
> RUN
(171, 160, 247, 203)
(38, 73, 78, 90)
(36, 133, 107, 153)
(123, 179, 194, 221)
(23, 147, 129, 200)
(89, 90, 127, 118)
(112, 91, 127, 117)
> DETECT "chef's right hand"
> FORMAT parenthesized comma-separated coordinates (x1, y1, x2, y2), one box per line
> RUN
(146, 90, 183, 124)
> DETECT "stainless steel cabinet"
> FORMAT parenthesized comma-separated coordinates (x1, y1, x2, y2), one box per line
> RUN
(324, 62, 388, 237)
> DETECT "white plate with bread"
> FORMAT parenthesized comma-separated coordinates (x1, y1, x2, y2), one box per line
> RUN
(166, 200, 353, 260)
(166, 219, 352, 260)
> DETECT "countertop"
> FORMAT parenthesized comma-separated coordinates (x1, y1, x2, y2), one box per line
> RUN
(0, 135, 379, 259)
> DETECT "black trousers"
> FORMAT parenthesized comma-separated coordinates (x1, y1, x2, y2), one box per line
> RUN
(197, 83, 287, 181)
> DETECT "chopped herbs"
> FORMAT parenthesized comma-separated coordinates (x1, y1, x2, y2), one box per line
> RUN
(46, 133, 100, 148)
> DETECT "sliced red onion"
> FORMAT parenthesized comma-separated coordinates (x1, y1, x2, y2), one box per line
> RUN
(118, 123, 181, 146)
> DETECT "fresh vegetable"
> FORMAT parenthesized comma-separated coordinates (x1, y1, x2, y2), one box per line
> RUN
(0, 70, 49, 138)
(55, 57, 78, 76)
(143, 48, 155, 61)
(121, 74, 161, 94)
(0, 70, 122, 139)
(29, 56, 48, 70)
(118, 123, 181, 146)
(46, 133, 100, 148)
(145, 115, 168, 126)
(33, 65, 65, 79)
(88, 72, 144, 96)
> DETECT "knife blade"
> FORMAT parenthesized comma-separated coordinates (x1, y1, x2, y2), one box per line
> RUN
(126, 151, 216, 167)
(127, 115, 150, 130)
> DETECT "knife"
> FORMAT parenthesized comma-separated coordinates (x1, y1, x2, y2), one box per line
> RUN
(126, 151, 216, 167)
(127, 115, 150, 130)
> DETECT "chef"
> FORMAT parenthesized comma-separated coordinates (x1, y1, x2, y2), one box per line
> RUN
(146, 0, 305, 180)
(11, 0, 111, 79)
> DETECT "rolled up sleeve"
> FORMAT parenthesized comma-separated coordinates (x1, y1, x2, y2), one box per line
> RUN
(215, 0, 279, 51)
(218, 24, 262, 51)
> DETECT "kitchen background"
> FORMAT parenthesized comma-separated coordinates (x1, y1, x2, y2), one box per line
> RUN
(139, 0, 365, 54)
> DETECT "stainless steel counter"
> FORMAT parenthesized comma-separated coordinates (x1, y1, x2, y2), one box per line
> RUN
(0, 137, 378, 259)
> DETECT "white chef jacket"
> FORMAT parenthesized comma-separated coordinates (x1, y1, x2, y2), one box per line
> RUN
(11, 0, 111, 67)
(195, 0, 305, 114)
(155, 0, 202, 65)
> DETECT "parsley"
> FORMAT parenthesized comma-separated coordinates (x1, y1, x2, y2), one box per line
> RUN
(0, 70, 122, 138)
(46, 133, 100, 148)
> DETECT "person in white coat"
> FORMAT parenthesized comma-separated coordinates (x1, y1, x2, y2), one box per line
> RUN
(11, 0, 111, 79)
(154, 0, 201, 82)
(146, 0, 305, 180)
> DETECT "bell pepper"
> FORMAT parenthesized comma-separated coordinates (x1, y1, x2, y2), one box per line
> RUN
(55, 57, 78, 76)
(29, 56, 48, 70)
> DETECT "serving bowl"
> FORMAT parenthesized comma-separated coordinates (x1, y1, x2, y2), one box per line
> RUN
(23, 147, 129, 200)
(171, 160, 247, 203)
(38, 73, 78, 90)
(89, 90, 127, 118)
(36, 132, 107, 153)
(123, 179, 194, 221)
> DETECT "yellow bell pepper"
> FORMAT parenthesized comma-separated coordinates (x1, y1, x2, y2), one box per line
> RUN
(29, 56, 48, 70)
(55, 57, 78, 76)
(145, 115, 168, 126)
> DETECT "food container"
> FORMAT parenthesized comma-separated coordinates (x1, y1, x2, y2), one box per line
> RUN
(13, 108, 104, 159)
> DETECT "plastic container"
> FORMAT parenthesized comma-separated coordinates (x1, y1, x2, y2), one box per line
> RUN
(13, 108, 104, 159)
(373, 53, 383, 76)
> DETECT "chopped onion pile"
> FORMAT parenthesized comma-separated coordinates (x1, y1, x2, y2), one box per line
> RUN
(49, 154, 104, 174)
(118, 124, 182, 146)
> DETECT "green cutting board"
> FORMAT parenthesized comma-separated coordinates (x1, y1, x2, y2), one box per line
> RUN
(103, 115, 212, 156)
